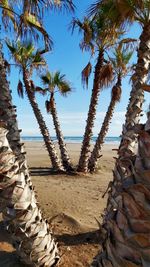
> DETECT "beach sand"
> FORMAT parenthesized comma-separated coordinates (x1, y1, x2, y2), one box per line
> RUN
(0, 142, 118, 267)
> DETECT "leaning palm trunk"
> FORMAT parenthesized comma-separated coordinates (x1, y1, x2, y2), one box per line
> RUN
(118, 23, 150, 160)
(0, 126, 59, 267)
(50, 95, 73, 171)
(0, 47, 23, 158)
(91, 109, 150, 267)
(77, 50, 104, 172)
(88, 79, 121, 173)
(23, 69, 63, 171)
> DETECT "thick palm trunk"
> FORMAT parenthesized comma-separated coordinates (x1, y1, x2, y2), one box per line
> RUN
(91, 111, 150, 267)
(0, 48, 23, 158)
(23, 69, 63, 171)
(77, 50, 104, 172)
(88, 95, 117, 173)
(50, 95, 73, 171)
(0, 126, 59, 267)
(118, 24, 150, 161)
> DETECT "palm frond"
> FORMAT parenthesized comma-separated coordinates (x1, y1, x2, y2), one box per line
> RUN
(45, 100, 51, 113)
(99, 63, 113, 88)
(19, 12, 53, 51)
(17, 80, 24, 98)
(1, 0, 17, 30)
(81, 62, 92, 88)
(35, 86, 47, 95)
(41, 72, 51, 84)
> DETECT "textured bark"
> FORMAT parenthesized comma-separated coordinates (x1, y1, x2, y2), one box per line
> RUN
(118, 23, 150, 162)
(0, 127, 59, 266)
(91, 110, 150, 267)
(23, 69, 63, 171)
(50, 95, 73, 171)
(88, 78, 121, 173)
(77, 50, 104, 172)
(0, 48, 24, 158)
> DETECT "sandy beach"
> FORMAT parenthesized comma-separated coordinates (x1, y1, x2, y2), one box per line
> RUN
(0, 142, 118, 267)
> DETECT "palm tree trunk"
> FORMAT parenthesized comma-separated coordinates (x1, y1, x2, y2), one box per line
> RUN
(118, 24, 150, 161)
(91, 112, 150, 267)
(0, 47, 59, 266)
(22, 69, 63, 171)
(0, 126, 59, 267)
(77, 50, 104, 172)
(88, 93, 117, 173)
(0, 47, 23, 158)
(91, 24, 150, 267)
(50, 95, 73, 171)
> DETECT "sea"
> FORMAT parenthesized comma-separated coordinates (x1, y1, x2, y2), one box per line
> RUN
(22, 136, 121, 145)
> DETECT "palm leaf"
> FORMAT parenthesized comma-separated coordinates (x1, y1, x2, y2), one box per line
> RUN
(35, 86, 47, 95)
(19, 12, 53, 51)
(81, 62, 92, 88)
(99, 63, 113, 88)
(1, 0, 17, 30)
(17, 80, 24, 98)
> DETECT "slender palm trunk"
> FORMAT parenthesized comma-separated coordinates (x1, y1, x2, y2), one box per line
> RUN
(50, 95, 73, 171)
(22, 69, 63, 171)
(88, 95, 118, 173)
(77, 50, 104, 172)
(91, 112, 150, 267)
(88, 77, 121, 172)
(118, 24, 150, 161)
(0, 126, 59, 267)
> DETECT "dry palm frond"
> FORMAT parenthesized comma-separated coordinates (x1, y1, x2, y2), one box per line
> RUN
(99, 63, 113, 88)
(45, 95, 54, 113)
(30, 79, 35, 91)
(141, 84, 150, 92)
(35, 86, 47, 95)
(4, 60, 10, 74)
(81, 62, 92, 88)
(112, 85, 121, 102)
(17, 80, 24, 98)
(45, 100, 51, 113)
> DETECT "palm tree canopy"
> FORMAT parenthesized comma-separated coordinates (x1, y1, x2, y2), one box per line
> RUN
(1, 0, 75, 51)
(6, 41, 46, 70)
(71, 14, 124, 55)
(88, 0, 150, 27)
(41, 71, 72, 96)
(109, 39, 135, 78)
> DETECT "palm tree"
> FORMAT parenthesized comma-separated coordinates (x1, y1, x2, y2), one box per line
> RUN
(6, 41, 64, 171)
(41, 71, 73, 171)
(88, 0, 150, 163)
(0, 1, 74, 265)
(0, 48, 59, 267)
(88, 41, 134, 172)
(72, 16, 121, 172)
(91, 109, 150, 267)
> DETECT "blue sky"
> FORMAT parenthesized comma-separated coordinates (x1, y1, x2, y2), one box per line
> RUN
(3, 1, 150, 136)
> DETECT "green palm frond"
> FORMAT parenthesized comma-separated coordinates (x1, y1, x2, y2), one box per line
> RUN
(6, 40, 46, 70)
(1, 0, 17, 30)
(41, 70, 72, 96)
(41, 72, 52, 84)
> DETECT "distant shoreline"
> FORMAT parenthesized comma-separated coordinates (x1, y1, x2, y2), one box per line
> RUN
(21, 136, 121, 145)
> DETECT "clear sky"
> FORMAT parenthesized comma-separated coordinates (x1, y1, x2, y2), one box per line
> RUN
(3, 1, 150, 136)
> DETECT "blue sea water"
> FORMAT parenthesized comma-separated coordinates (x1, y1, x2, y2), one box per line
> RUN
(22, 136, 121, 144)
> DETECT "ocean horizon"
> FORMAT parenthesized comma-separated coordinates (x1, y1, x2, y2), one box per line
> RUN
(21, 136, 121, 144)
